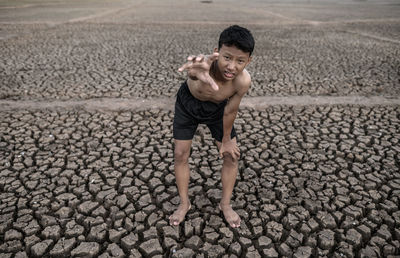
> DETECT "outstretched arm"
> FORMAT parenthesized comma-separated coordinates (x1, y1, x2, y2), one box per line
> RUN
(178, 53, 220, 91)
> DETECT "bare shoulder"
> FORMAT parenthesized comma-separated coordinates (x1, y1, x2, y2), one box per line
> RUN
(234, 69, 251, 95)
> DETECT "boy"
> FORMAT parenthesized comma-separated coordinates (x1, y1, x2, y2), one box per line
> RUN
(170, 25, 254, 228)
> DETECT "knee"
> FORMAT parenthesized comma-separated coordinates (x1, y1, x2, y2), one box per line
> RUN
(223, 154, 238, 168)
(174, 148, 190, 164)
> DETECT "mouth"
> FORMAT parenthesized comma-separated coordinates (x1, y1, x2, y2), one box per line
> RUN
(224, 71, 235, 79)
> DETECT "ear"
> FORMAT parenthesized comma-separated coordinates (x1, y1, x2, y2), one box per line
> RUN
(248, 56, 252, 63)
(245, 56, 252, 66)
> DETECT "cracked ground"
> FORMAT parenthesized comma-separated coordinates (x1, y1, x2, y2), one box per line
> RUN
(1, 0, 400, 257)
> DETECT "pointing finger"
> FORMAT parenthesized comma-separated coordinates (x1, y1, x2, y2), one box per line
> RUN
(206, 75, 219, 91)
(204, 74, 219, 91)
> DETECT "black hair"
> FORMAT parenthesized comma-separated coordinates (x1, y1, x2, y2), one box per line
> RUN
(218, 25, 255, 56)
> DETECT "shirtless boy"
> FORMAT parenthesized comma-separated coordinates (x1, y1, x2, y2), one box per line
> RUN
(170, 25, 254, 228)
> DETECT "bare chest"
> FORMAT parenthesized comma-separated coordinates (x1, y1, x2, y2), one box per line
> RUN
(189, 82, 236, 104)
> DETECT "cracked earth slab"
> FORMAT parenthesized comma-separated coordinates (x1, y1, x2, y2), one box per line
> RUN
(1, 1, 399, 257)
(1, 22, 399, 100)
(1, 105, 399, 257)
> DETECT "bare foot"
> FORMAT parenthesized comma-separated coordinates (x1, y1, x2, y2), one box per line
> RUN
(169, 203, 191, 226)
(219, 204, 241, 228)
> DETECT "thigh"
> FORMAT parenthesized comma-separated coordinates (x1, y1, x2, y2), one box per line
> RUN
(173, 100, 198, 140)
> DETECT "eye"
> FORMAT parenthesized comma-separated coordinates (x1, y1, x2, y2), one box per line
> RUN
(238, 60, 244, 64)
(224, 56, 230, 60)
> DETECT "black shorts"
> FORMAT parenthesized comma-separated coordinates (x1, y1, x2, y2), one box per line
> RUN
(173, 81, 236, 142)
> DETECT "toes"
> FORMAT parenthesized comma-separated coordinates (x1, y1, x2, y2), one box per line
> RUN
(230, 220, 240, 228)
(169, 215, 177, 225)
(170, 217, 179, 226)
(169, 210, 186, 226)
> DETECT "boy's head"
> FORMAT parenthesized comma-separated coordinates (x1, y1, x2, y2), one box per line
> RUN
(218, 25, 255, 56)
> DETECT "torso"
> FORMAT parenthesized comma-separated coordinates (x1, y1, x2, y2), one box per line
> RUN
(188, 64, 250, 104)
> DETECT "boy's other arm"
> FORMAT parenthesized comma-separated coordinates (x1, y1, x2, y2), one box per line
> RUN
(220, 79, 251, 159)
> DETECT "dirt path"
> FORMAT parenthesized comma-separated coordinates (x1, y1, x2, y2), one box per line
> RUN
(1, 95, 399, 112)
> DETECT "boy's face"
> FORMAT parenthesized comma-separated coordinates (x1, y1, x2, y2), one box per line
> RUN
(214, 44, 252, 81)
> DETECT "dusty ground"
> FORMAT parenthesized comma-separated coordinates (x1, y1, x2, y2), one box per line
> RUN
(0, 0, 400, 257)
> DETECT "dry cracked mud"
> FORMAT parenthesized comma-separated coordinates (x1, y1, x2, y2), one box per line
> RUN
(1, 105, 400, 257)
(1, 1, 400, 101)
(1, 22, 399, 101)
(1, 0, 400, 257)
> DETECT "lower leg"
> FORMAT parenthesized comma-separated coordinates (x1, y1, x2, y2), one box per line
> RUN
(220, 154, 241, 228)
(170, 140, 192, 226)
(174, 158, 191, 206)
(220, 155, 238, 206)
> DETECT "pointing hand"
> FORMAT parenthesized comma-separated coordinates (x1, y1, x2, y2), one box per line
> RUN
(178, 53, 219, 91)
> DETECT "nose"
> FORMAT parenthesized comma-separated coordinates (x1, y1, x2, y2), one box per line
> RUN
(227, 61, 235, 70)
